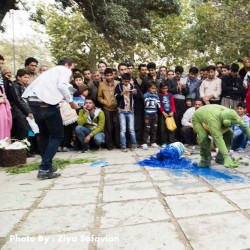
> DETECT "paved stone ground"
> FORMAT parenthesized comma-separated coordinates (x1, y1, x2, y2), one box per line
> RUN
(0, 146, 250, 250)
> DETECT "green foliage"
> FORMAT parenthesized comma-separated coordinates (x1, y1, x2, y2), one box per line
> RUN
(3, 158, 94, 174)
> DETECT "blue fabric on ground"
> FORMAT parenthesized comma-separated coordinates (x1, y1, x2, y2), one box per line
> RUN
(90, 161, 108, 167)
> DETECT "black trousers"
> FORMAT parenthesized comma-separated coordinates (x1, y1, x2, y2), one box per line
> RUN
(103, 109, 120, 148)
(180, 126, 197, 145)
(158, 114, 175, 145)
(11, 117, 29, 140)
(142, 113, 158, 144)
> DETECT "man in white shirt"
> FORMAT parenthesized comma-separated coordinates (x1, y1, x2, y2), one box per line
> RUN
(199, 65, 222, 104)
(22, 57, 79, 179)
(180, 99, 204, 145)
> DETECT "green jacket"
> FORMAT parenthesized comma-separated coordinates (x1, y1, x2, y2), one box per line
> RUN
(77, 108, 105, 137)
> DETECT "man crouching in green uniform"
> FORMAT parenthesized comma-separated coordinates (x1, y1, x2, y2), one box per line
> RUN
(192, 104, 250, 168)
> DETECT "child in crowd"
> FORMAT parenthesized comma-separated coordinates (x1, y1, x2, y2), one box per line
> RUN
(115, 73, 137, 152)
(141, 83, 160, 150)
(73, 85, 89, 108)
(72, 74, 86, 97)
(9, 69, 33, 140)
(158, 83, 176, 147)
(232, 102, 250, 152)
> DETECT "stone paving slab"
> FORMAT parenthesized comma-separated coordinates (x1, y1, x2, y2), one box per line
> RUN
(16, 205, 95, 235)
(104, 172, 147, 185)
(38, 187, 99, 207)
(179, 212, 250, 250)
(104, 164, 141, 174)
(0, 210, 28, 237)
(103, 182, 158, 202)
(61, 164, 101, 177)
(97, 222, 186, 250)
(165, 192, 237, 218)
(100, 199, 170, 228)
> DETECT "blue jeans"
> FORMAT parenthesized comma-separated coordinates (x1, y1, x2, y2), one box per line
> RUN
(75, 125, 105, 149)
(232, 133, 248, 150)
(118, 110, 137, 148)
(29, 103, 64, 171)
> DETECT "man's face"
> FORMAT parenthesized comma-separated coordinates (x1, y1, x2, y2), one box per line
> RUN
(2, 68, 11, 78)
(84, 100, 95, 111)
(175, 71, 182, 80)
(0, 60, 4, 70)
(39, 66, 48, 74)
(167, 71, 174, 80)
(83, 70, 92, 80)
(159, 67, 167, 76)
(74, 77, 84, 86)
(237, 106, 246, 116)
(139, 67, 148, 77)
(221, 68, 229, 76)
(216, 64, 223, 73)
(208, 69, 216, 79)
(230, 71, 238, 78)
(200, 70, 208, 79)
(119, 65, 127, 75)
(93, 72, 101, 82)
(127, 66, 134, 75)
(148, 68, 156, 76)
(244, 60, 250, 68)
(189, 72, 197, 81)
(195, 101, 203, 110)
(98, 63, 106, 73)
(122, 79, 130, 86)
(18, 74, 30, 85)
(105, 73, 114, 82)
(26, 62, 38, 73)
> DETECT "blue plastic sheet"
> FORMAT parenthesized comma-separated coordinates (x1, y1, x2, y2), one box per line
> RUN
(138, 145, 249, 183)
(90, 161, 109, 167)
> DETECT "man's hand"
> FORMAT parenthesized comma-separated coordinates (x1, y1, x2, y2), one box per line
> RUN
(83, 104, 89, 114)
(84, 135, 91, 144)
(203, 96, 210, 105)
(27, 113, 33, 119)
(132, 88, 137, 94)
(70, 101, 79, 110)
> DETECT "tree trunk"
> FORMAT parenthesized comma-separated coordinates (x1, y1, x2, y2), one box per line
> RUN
(0, 0, 17, 24)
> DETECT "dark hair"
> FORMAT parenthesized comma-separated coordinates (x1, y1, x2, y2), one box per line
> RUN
(221, 65, 230, 70)
(147, 62, 156, 70)
(189, 67, 199, 74)
(126, 62, 134, 68)
(147, 82, 156, 89)
(237, 102, 246, 109)
(160, 82, 168, 89)
(194, 98, 205, 105)
(104, 68, 113, 75)
(200, 66, 208, 72)
(25, 57, 38, 67)
(58, 57, 73, 66)
(167, 70, 174, 74)
(74, 74, 83, 80)
(118, 63, 127, 70)
(207, 65, 216, 71)
(175, 66, 184, 73)
(111, 68, 117, 73)
(121, 73, 131, 81)
(98, 61, 107, 67)
(216, 62, 224, 66)
(138, 64, 147, 71)
(72, 68, 81, 74)
(83, 69, 91, 74)
(0, 55, 4, 61)
(16, 69, 29, 78)
(159, 66, 167, 71)
(230, 63, 240, 72)
(85, 97, 95, 103)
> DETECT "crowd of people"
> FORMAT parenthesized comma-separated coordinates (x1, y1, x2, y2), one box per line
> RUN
(0, 54, 250, 178)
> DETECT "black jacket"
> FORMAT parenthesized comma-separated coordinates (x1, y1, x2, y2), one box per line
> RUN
(9, 81, 31, 118)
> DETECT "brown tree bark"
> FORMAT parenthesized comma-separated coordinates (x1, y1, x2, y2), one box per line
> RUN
(0, 0, 17, 25)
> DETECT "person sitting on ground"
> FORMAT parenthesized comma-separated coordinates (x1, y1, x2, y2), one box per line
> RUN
(75, 98, 105, 152)
(192, 104, 250, 168)
(232, 102, 250, 152)
(180, 99, 204, 146)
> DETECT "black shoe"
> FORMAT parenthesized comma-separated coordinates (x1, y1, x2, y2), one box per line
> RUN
(37, 170, 61, 180)
(107, 145, 113, 150)
(50, 166, 58, 172)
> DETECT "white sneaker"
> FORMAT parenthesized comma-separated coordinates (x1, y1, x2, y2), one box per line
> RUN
(151, 143, 159, 148)
(57, 147, 62, 152)
(141, 144, 148, 150)
(161, 144, 167, 148)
